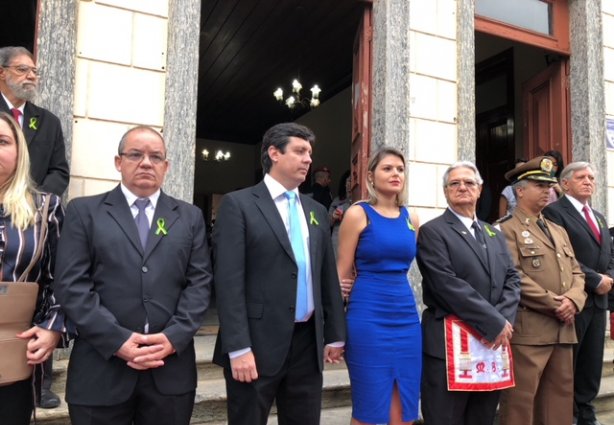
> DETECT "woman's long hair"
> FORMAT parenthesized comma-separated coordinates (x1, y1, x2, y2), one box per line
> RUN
(0, 112, 37, 230)
(365, 146, 408, 206)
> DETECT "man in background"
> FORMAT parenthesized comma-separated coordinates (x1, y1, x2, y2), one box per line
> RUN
(311, 166, 332, 209)
(0, 46, 69, 196)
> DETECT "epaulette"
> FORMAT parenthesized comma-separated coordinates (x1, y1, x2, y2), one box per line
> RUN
(493, 214, 513, 226)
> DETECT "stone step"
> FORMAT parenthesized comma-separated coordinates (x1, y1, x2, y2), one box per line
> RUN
(35, 333, 614, 424)
(35, 331, 351, 424)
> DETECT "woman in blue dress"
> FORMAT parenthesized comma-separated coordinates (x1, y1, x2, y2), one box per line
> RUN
(337, 146, 421, 425)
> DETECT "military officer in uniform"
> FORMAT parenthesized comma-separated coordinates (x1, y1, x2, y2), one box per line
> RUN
(497, 156, 586, 425)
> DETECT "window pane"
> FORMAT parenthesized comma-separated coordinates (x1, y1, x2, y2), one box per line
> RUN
(476, 0, 552, 35)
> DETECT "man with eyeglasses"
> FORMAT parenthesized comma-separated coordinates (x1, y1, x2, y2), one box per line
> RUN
(0, 46, 69, 196)
(54, 126, 212, 425)
(0, 45, 70, 410)
(417, 161, 521, 425)
(497, 156, 586, 425)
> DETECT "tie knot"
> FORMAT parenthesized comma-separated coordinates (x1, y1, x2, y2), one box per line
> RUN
(134, 198, 149, 211)
(285, 191, 297, 202)
(583, 205, 590, 213)
(10, 108, 22, 124)
(471, 221, 481, 231)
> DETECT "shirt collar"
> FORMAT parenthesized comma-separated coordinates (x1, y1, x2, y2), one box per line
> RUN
(1, 92, 24, 113)
(564, 193, 588, 213)
(448, 207, 477, 230)
(263, 173, 299, 201)
(120, 183, 160, 209)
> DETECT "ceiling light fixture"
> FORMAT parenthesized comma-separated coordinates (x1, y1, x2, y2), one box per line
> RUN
(201, 148, 231, 161)
(274, 79, 321, 110)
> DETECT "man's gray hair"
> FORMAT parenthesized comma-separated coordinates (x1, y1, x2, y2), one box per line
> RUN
(559, 161, 594, 182)
(0, 46, 34, 67)
(442, 161, 484, 188)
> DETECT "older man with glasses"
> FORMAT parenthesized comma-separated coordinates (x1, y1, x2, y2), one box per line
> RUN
(0, 45, 70, 410)
(0, 46, 69, 197)
(417, 161, 521, 425)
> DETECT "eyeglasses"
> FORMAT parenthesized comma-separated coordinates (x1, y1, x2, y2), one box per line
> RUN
(119, 151, 166, 165)
(3, 65, 40, 77)
(447, 179, 479, 189)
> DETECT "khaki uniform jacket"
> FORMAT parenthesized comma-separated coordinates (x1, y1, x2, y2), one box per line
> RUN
(499, 207, 586, 345)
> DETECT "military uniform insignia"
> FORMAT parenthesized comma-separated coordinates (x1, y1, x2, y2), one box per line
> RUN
(532, 257, 541, 268)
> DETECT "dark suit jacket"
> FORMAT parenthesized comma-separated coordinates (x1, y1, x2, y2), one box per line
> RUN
(212, 180, 346, 376)
(416, 209, 521, 359)
(544, 195, 614, 310)
(54, 186, 212, 405)
(0, 95, 69, 195)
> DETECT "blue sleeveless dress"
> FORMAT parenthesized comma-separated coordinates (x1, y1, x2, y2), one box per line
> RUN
(346, 203, 422, 423)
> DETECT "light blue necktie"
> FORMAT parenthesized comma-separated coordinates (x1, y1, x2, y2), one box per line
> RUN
(285, 191, 308, 321)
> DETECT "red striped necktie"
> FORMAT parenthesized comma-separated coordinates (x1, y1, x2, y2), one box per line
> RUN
(582, 205, 601, 243)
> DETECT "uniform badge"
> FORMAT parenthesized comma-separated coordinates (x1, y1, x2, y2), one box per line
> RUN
(524, 238, 533, 244)
(521, 231, 530, 237)
(532, 257, 541, 268)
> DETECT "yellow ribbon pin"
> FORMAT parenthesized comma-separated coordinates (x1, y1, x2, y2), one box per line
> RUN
(155, 218, 168, 235)
(309, 211, 319, 225)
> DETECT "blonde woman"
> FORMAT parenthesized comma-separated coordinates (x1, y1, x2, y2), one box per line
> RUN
(0, 112, 67, 425)
(337, 146, 421, 425)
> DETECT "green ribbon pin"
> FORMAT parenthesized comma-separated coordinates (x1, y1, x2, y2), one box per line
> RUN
(406, 219, 416, 232)
(29, 117, 38, 130)
(484, 224, 496, 238)
(309, 211, 319, 226)
(155, 218, 168, 236)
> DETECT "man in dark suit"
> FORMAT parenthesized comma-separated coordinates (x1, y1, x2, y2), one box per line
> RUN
(0, 46, 69, 196)
(54, 126, 212, 425)
(416, 161, 521, 425)
(544, 162, 614, 425)
(0, 45, 70, 409)
(212, 122, 346, 425)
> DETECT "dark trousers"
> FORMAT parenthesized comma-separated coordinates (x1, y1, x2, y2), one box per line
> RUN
(68, 370, 195, 425)
(224, 318, 323, 425)
(0, 378, 34, 425)
(42, 356, 53, 391)
(421, 354, 501, 425)
(574, 305, 606, 423)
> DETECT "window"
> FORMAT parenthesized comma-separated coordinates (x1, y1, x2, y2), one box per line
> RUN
(475, 0, 569, 54)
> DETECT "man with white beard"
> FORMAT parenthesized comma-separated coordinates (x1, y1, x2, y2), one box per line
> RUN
(0, 46, 69, 196)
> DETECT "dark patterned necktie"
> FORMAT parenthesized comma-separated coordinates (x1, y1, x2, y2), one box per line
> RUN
(134, 198, 150, 248)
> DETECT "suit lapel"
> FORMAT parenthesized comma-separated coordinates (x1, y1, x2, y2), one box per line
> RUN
(104, 185, 143, 254)
(252, 182, 295, 262)
(560, 196, 600, 245)
(143, 192, 180, 260)
(444, 210, 489, 271)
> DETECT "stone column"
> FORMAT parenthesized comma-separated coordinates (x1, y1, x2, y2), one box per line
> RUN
(35, 0, 78, 167)
(162, 0, 201, 202)
(371, 0, 411, 156)
(457, 0, 476, 162)
(569, 0, 607, 212)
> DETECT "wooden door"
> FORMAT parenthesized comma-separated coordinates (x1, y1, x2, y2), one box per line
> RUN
(351, 4, 372, 201)
(522, 59, 570, 163)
